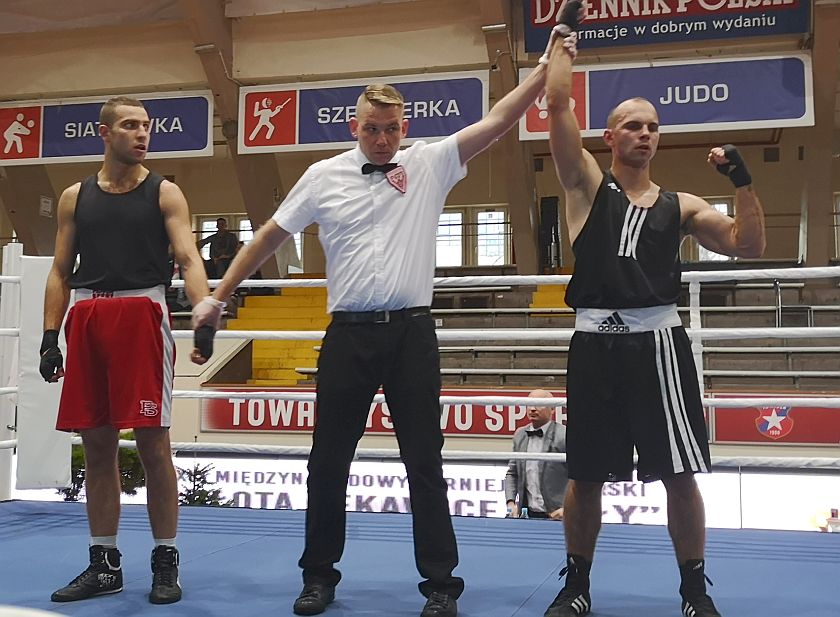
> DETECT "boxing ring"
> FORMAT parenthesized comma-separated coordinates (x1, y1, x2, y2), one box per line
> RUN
(1, 244, 839, 616)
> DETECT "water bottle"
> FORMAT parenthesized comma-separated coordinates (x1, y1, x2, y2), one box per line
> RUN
(521, 507, 529, 519)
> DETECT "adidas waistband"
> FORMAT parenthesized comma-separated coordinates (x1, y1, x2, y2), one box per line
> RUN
(575, 304, 681, 334)
(74, 285, 167, 309)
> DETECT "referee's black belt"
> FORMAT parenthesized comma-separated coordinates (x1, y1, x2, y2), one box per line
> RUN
(330, 306, 431, 324)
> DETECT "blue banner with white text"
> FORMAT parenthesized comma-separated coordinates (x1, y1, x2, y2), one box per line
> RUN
(238, 72, 488, 154)
(524, 0, 811, 53)
(0, 92, 213, 165)
(518, 54, 813, 140)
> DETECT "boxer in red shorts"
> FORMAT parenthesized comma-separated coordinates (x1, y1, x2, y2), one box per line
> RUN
(39, 96, 214, 605)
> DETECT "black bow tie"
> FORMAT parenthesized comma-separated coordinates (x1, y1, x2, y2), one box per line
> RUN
(362, 162, 398, 175)
(526, 428, 544, 438)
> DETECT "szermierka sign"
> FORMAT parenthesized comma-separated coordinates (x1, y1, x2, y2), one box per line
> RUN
(524, 0, 811, 52)
(237, 71, 488, 154)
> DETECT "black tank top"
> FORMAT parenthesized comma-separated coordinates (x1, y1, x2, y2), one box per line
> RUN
(565, 171, 682, 309)
(69, 172, 171, 291)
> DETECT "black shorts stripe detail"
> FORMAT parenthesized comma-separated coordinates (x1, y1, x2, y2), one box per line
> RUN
(654, 329, 706, 474)
(565, 326, 712, 483)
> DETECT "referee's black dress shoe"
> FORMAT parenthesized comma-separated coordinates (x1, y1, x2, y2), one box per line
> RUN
(293, 583, 335, 615)
(420, 592, 457, 617)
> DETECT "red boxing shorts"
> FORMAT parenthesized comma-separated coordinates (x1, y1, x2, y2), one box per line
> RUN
(56, 286, 174, 431)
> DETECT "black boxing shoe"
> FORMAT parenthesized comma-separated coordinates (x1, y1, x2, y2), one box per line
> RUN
(544, 554, 592, 617)
(51, 545, 123, 602)
(149, 545, 182, 604)
(680, 559, 721, 617)
(681, 594, 722, 617)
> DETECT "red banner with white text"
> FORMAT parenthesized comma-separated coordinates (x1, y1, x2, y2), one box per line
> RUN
(200, 387, 565, 436)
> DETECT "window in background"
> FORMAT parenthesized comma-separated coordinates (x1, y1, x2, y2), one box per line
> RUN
(834, 193, 840, 260)
(476, 210, 508, 266)
(197, 217, 220, 260)
(436, 211, 464, 267)
(196, 214, 302, 269)
(681, 197, 734, 262)
(293, 232, 303, 265)
(435, 206, 511, 268)
(237, 218, 254, 244)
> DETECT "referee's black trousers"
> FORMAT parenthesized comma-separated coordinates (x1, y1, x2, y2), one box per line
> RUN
(298, 313, 464, 599)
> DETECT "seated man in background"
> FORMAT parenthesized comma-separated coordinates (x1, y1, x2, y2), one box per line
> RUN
(505, 389, 568, 520)
(197, 217, 238, 277)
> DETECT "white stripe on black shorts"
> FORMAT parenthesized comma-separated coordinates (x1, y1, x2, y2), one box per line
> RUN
(565, 321, 711, 483)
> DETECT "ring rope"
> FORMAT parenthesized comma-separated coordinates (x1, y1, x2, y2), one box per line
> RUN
(4, 326, 840, 342)
(164, 265, 840, 289)
(172, 391, 840, 409)
(53, 438, 838, 470)
(165, 327, 840, 342)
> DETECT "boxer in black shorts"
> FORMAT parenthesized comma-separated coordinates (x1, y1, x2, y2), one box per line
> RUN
(540, 3, 766, 616)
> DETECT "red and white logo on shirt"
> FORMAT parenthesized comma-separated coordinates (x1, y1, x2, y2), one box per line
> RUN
(386, 166, 407, 194)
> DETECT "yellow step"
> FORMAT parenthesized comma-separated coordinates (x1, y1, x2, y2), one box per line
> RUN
(253, 346, 319, 358)
(244, 295, 327, 308)
(530, 289, 568, 308)
(238, 307, 328, 320)
(281, 287, 327, 296)
(228, 318, 330, 330)
(253, 341, 321, 357)
(253, 354, 318, 368)
(252, 368, 307, 380)
(247, 378, 308, 386)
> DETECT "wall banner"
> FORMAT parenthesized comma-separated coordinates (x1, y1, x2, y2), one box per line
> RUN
(524, 0, 811, 52)
(0, 91, 213, 165)
(712, 393, 840, 445)
(200, 387, 565, 436)
(237, 71, 488, 154)
(519, 53, 813, 140)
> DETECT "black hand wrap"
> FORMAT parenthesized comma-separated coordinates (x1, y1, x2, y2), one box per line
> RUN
(557, 0, 583, 31)
(715, 144, 752, 188)
(39, 329, 63, 382)
(194, 325, 216, 361)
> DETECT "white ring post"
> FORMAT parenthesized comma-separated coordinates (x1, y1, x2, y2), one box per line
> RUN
(688, 280, 708, 436)
(0, 242, 22, 502)
(14, 257, 70, 489)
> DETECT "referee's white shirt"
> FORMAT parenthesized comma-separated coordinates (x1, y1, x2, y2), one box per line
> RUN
(272, 135, 466, 313)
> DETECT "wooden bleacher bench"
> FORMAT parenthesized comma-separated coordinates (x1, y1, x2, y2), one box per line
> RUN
(296, 366, 566, 385)
(431, 308, 571, 314)
(704, 369, 840, 379)
(438, 345, 570, 354)
(703, 346, 840, 354)
(171, 310, 230, 318)
(433, 286, 512, 293)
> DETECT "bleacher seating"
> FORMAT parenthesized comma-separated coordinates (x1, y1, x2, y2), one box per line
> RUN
(227, 287, 327, 386)
(195, 276, 840, 392)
